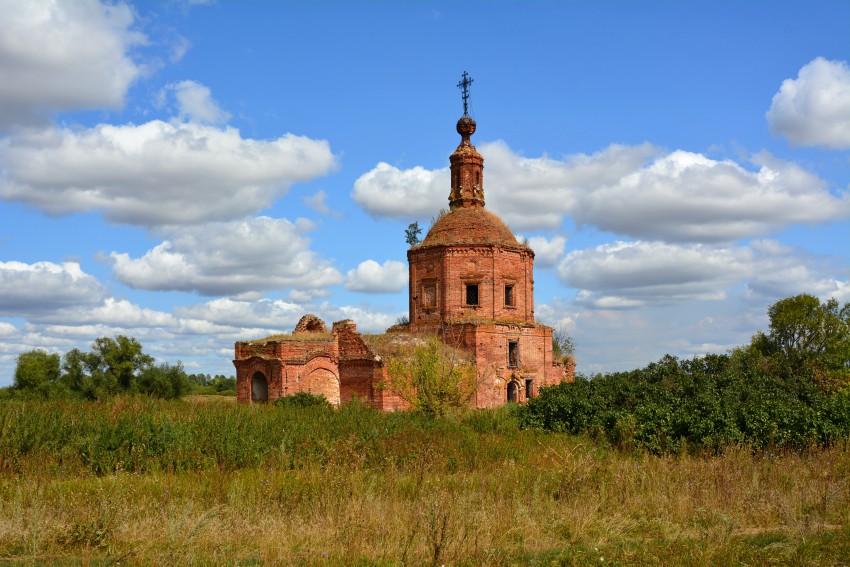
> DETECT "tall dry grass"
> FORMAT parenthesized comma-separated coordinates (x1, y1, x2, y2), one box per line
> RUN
(0, 397, 848, 565)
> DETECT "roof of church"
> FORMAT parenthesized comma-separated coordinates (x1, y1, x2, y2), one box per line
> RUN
(415, 72, 528, 251)
(418, 206, 521, 248)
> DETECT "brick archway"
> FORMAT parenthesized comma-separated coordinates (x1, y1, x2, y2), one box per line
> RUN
(303, 368, 340, 405)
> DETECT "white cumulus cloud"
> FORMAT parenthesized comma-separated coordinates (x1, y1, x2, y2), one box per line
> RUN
(0, 0, 143, 129)
(558, 239, 850, 310)
(570, 150, 848, 242)
(32, 298, 176, 328)
(353, 142, 849, 241)
(559, 241, 753, 308)
(110, 216, 343, 295)
(168, 80, 231, 125)
(176, 297, 305, 329)
(525, 235, 566, 268)
(0, 261, 105, 315)
(345, 260, 408, 293)
(0, 121, 337, 226)
(483, 141, 658, 231)
(766, 57, 850, 149)
(352, 162, 448, 219)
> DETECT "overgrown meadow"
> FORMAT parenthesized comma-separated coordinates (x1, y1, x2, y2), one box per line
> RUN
(2, 397, 849, 566)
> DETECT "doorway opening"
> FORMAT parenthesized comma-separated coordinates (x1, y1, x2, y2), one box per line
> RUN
(251, 372, 268, 402)
(507, 381, 518, 403)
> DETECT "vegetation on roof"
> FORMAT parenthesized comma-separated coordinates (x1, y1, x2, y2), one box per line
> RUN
(361, 332, 472, 364)
(243, 332, 333, 344)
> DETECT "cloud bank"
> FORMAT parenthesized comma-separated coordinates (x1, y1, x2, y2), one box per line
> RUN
(110, 217, 343, 295)
(0, 261, 105, 315)
(558, 239, 849, 310)
(0, 121, 337, 227)
(352, 142, 849, 240)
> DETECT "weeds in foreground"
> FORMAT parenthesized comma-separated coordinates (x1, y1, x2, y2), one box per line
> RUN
(0, 398, 848, 565)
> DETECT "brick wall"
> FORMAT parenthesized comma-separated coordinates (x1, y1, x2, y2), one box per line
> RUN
(439, 321, 571, 408)
(409, 245, 535, 332)
(333, 320, 374, 360)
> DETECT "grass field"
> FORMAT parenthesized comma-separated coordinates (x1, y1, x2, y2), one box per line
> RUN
(1, 396, 848, 565)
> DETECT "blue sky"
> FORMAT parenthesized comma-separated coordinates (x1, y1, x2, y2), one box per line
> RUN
(1, 0, 849, 384)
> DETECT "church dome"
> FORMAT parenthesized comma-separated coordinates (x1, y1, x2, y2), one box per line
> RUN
(419, 206, 521, 248)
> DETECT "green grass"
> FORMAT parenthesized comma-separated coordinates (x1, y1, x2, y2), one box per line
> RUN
(0, 397, 848, 565)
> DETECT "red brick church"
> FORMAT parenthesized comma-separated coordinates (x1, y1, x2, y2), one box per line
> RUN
(234, 75, 574, 408)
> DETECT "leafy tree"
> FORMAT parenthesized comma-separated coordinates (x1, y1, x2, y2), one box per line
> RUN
(405, 222, 422, 246)
(137, 362, 192, 399)
(91, 335, 154, 392)
(385, 337, 477, 416)
(211, 375, 236, 393)
(60, 347, 100, 399)
(13, 349, 62, 398)
(55, 336, 155, 399)
(7, 336, 196, 401)
(187, 373, 236, 395)
(188, 373, 210, 387)
(751, 293, 850, 389)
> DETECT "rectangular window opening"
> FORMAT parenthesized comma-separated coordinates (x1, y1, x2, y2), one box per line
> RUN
(465, 283, 479, 306)
(422, 283, 436, 308)
(525, 379, 534, 400)
(505, 284, 515, 307)
(508, 340, 519, 368)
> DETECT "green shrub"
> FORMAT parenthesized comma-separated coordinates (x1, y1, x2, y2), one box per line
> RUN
(273, 392, 333, 409)
(518, 351, 850, 454)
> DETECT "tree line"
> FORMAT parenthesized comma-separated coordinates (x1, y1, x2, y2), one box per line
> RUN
(5, 293, 849, 454)
(5, 335, 235, 400)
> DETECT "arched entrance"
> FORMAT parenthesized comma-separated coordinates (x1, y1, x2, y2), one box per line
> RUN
(303, 368, 340, 405)
(251, 371, 268, 402)
(507, 380, 518, 403)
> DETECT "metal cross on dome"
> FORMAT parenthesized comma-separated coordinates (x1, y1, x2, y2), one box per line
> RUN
(457, 71, 474, 116)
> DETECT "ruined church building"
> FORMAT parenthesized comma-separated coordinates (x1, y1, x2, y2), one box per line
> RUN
(234, 73, 575, 409)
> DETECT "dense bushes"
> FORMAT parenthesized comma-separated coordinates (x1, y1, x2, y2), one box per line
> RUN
(519, 351, 850, 453)
(519, 294, 850, 453)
